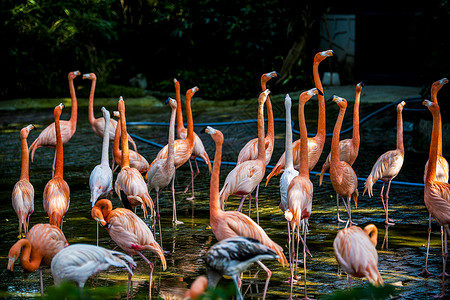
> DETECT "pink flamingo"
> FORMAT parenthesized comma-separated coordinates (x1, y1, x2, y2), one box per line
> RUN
(333, 224, 384, 287)
(363, 101, 406, 225)
(266, 50, 334, 185)
(203, 122, 287, 300)
(92, 199, 167, 298)
(12, 124, 35, 238)
(319, 82, 364, 185)
(84, 72, 137, 151)
(236, 71, 278, 166)
(29, 71, 80, 175)
(114, 97, 154, 219)
(219, 90, 270, 224)
(43, 103, 70, 229)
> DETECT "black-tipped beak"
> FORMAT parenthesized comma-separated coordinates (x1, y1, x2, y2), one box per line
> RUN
(326, 96, 334, 102)
(318, 90, 324, 96)
(360, 81, 365, 88)
(165, 97, 170, 104)
(275, 71, 281, 77)
(200, 127, 207, 134)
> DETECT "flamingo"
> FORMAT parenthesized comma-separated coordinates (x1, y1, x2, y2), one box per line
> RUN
(421, 78, 449, 276)
(319, 82, 364, 185)
(202, 125, 287, 300)
(284, 88, 320, 299)
(29, 71, 80, 176)
(114, 97, 154, 219)
(173, 79, 212, 200)
(112, 111, 149, 174)
(423, 99, 450, 298)
(149, 86, 199, 202)
(183, 276, 208, 300)
(147, 98, 177, 243)
(363, 101, 406, 225)
(12, 124, 35, 238)
(184, 237, 280, 300)
(91, 199, 167, 298)
(219, 90, 270, 224)
(333, 224, 384, 287)
(266, 50, 334, 185)
(328, 95, 359, 226)
(84, 73, 137, 151)
(236, 71, 279, 166)
(7, 223, 69, 296)
(43, 103, 70, 229)
(51, 243, 135, 288)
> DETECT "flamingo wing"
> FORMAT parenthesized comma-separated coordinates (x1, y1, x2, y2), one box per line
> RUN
(425, 182, 450, 226)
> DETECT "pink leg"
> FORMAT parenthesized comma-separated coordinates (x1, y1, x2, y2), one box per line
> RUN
(336, 194, 346, 223)
(384, 180, 395, 224)
(39, 267, 44, 296)
(156, 190, 163, 247)
(419, 213, 433, 276)
(136, 251, 154, 298)
(302, 226, 310, 300)
(171, 174, 183, 225)
(256, 260, 272, 300)
(238, 195, 246, 212)
(255, 185, 260, 224)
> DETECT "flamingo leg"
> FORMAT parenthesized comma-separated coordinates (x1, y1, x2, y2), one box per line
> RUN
(382, 224, 389, 250)
(184, 159, 196, 200)
(256, 260, 272, 300)
(248, 194, 252, 217)
(232, 274, 244, 300)
(96, 221, 99, 247)
(171, 174, 183, 225)
(39, 267, 44, 296)
(420, 213, 433, 276)
(238, 195, 246, 212)
(437, 227, 448, 298)
(336, 193, 346, 223)
(438, 226, 450, 278)
(303, 225, 309, 300)
(385, 180, 395, 224)
(289, 226, 295, 298)
(136, 251, 154, 298)
(156, 190, 163, 247)
(255, 185, 260, 224)
(127, 261, 133, 300)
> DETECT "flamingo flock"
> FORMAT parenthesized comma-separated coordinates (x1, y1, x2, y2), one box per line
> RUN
(5, 55, 449, 299)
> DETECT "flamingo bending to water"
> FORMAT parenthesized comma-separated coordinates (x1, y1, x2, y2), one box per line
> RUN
(319, 82, 363, 185)
(219, 90, 270, 224)
(333, 224, 384, 287)
(203, 124, 287, 300)
(51, 243, 135, 288)
(237, 71, 278, 166)
(7, 223, 69, 295)
(43, 104, 70, 229)
(363, 101, 406, 225)
(92, 199, 167, 298)
(266, 50, 333, 185)
(423, 99, 450, 298)
(114, 97, 154, 219)
(328, 96, 359, 226)
(29, 71, 80, 175)
(12, 124, 35, 238)
(84, 73, 137, 151)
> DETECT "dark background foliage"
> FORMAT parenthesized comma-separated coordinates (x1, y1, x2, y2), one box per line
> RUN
(1, 0, 449, 100)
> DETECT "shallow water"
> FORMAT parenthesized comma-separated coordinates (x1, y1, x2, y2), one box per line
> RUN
(0, 93, 445, 299)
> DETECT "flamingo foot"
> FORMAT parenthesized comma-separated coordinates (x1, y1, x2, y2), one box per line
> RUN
(337, 217, 347, 223)
(419, 268, 433, 277)
(437, 272, 450, 279)
(433, 292, 446, 299)
(186, 195, 195, 201)
(385, 220, 395, 226)
(284, 277, 299, 284)
(173, 220, 184, 225)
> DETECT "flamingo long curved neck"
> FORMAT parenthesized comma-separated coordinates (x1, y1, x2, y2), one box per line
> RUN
(87, 75, 97, 127)
(298, 93, 309, 177)
(167, 102, 177, 165)
(363, 224, 378, 247)
(431, 81, 444, 156)
(185, 87, 197, 144)
(68, 73, 78, 128)
(54, 107, 64, 178)
(113, 114, 121, 163)
(257, 94, 266, 161)
(396, 106, 404, 156)
(352, 86, 362, 149)
(9, 239, 42, 272)
(174, 79, 185, 137)
(92, 199, 113, 222)
(313, 55, 326, 141)
(210, 133, 223, 214)
(261, 79, 274, 142)
(426, 103, 441, 182)
(285, 96, 294, 170)
(101, 109, 110, 166)
(20, 130, 30, 181)
(330, 100, 347, 165)
(118, 99, 130, 168)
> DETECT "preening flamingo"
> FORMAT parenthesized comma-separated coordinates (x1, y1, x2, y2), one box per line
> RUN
(333, 224, 384, 287)
(284, 88, 320, 299)
(147, 98, 177, 242)
(423, 99, 450, 298)
(266, 50, 334, 185)
(173, 79, 211, 200)
(149, 86, 200, 201)
(7, 223, 69, 295)
(12, 124, 35, 238)
(203, 125, 287, 300)
(51, 243, 135, 288)
(363, 101, 406, 225)
(328, 95, 359, 226)
(114, 97, 154, 219)
(92, 199, 167, 298)
(43, 103, 70, 229)
(84, 73, 137, 151)
(219, 90, 270, 224)
(185, 237, 280, 300)
(421, 78, 449, 276)
(236, 71, 278, 166)
(112, 111, 149, 173)
(29, 71, 80, 175)
(319, 82, 364, 185)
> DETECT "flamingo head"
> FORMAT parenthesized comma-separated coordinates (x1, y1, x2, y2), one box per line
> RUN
(201, 126, 223, 145)
(20, 124, 34, 139)
(166, 97, 177, 109)
(315, 50, 334, 62)
(300, 88, 321, 104)
(113, 111, 120, 119)
(284, 94, 292, 111)
(101, 107, 110, 120)
(327, 95, 347, 109)
(423, 99, 440, 115)
(68, 71, 81, 80)
(83, 73, 96, 81)
(397, 101, 406, 112)
(261, 71, 279, 84)
(356, 81, 365, 92)
(173, 78, 180, 90)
